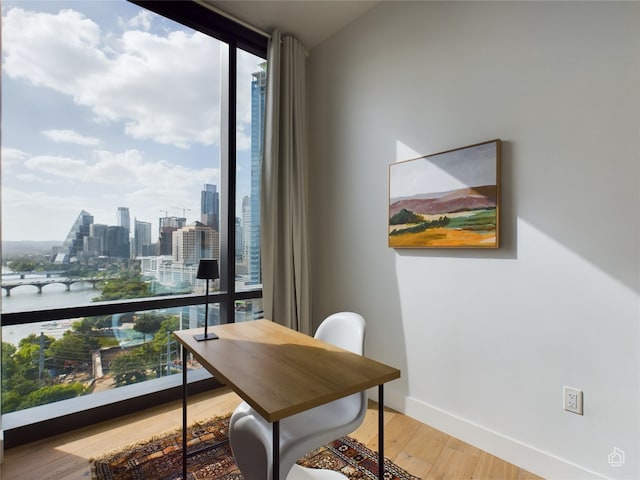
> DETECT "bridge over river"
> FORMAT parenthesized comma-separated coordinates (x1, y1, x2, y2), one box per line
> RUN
(1, 277, 117, 296)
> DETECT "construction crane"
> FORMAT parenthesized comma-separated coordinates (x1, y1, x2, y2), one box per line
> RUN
(160, 207, 191, 218)
(172, 207, 192, 218)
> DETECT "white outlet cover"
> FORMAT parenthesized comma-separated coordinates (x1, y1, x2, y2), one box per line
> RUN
(563, 386, 583, 415)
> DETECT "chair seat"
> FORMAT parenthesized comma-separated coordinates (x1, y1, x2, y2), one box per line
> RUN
(233, 390, 364, 445)
(286, 465, 348, 480)
(230, 392, 367, 480)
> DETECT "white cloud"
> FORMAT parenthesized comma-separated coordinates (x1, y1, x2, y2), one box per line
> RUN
(2, 147, 29, 166)
(119, 10, 153, 32)
(3, 7, 222, 149)
(16, 173, 53, 184)
(22, 149, 215, 190)
(25, 155, 86, 178)
(42, 129, 101, 146)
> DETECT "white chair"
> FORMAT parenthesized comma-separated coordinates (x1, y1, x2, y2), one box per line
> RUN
(229, 312, 367, 480)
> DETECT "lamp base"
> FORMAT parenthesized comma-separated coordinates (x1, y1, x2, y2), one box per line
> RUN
(194, 332, 219, 341)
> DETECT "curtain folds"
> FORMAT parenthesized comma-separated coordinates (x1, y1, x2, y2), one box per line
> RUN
(261, 30, 311, 334)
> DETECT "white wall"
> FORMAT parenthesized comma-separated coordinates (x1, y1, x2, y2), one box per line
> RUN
(307, 2, 639, 479)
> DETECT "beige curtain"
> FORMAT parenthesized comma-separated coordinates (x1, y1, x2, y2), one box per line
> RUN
(261, 30, 311, 334)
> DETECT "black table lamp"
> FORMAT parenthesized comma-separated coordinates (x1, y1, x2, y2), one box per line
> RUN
(194, 259, 219, 341)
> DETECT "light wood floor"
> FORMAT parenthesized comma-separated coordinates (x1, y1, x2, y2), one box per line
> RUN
(0, 387, 543, 479)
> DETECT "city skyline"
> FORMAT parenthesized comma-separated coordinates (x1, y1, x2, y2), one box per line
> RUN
(1, 0, 264, 242)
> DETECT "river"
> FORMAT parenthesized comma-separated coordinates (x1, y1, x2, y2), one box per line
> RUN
(2, 271, 101, 346)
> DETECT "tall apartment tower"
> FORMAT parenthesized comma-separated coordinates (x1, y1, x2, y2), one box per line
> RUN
(200, 184, 219, 230)
(105, 226, 130, 259)
(249, 64, 266, 285)
(172, 221, 220, 265)
(133, 219, 153, 257)
(84, 223, 108, 257)
(159, 216, 186, 255)
(117, 207, 130, 233)
(241, 195, 250, 262)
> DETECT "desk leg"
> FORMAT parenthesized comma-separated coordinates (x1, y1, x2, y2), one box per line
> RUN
(273, 420, 280, 480)
(182, 347, 188, 480)
(378, 384, 384, 480)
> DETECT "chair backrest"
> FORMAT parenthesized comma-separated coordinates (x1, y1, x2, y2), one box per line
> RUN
(314, 312, 365, 355)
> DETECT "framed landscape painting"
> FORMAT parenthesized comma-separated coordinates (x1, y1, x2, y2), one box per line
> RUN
(389, 139, 501, 248)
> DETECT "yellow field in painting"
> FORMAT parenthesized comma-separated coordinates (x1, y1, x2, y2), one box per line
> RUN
(388, 227, 496, 248)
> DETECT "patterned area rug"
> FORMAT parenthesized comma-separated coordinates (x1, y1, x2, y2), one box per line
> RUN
(91, 413, 420, 480)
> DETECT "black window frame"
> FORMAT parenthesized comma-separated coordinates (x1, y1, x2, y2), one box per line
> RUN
(2, 0, 267, 447)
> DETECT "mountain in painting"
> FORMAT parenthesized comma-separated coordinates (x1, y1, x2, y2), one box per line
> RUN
(389, 185, 497, 218)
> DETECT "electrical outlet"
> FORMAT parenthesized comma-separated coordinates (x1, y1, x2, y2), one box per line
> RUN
(563, 386, 583, 415)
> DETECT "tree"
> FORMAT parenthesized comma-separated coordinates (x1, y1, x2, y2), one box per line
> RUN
(110, 348, 153, 387)
(2, 341, 42, 413)
(16, 383, 86, 410)
(389, 208, 423, 225)
(93, 270, 151, 301)
(7, 259, 38, 272)
(134, 313, 163, 342)
(13, 334, 55, 382)
(46, 332, 100, 372)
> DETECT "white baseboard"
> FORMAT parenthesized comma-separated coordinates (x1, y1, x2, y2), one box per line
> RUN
(371, 389, 606, 480)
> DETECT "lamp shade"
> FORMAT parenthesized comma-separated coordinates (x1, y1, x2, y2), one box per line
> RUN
(196, 259, 219, 280)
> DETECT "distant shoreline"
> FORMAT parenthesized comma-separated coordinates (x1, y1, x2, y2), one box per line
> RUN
(2, 240, 63, 257)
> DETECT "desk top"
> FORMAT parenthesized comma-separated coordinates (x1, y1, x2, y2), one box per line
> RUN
(174, 319, 400, 422)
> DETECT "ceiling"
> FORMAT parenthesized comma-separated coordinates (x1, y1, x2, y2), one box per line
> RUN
(205, 1, 379, 49)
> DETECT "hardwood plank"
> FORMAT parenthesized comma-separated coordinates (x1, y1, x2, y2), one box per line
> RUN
(351, 402, 396, 444)
(473, 451, 522, 480)
(426, 437, 482, 480)
(393, 422, 448, 478)
(0, 387, 544, 480)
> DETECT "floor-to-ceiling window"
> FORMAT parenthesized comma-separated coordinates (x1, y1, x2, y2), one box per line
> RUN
(1, 0, 266, 444)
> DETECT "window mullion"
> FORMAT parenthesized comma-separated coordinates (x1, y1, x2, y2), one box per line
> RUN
(219, 42, 238, 324)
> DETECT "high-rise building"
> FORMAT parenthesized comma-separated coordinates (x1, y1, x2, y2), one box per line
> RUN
(84, 223, 108, 256)
(105, 226, 130, 259)
(159, 216, 186, 255)
(249, 64, 266, 284)
(241, 195, 250, 261)
(134, 219, 153, 257)
(172, 221, 220, 265)
(61, 210, 94, 262)
(117, 207, 130, 233)
(200, 184, 219, 230)
(235, 217, 243, 258)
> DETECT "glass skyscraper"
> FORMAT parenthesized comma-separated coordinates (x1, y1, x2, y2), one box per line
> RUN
(200, 184, 219, 230)
(249, 64, 266, 285)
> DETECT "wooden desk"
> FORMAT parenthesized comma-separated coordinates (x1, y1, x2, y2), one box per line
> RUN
(174, 319, 401, 480)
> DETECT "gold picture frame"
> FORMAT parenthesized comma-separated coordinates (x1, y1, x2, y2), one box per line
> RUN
(389, 139, 501, 248)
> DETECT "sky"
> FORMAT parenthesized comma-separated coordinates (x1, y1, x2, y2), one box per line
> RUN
(389, 141, 499, 200)
(1, 0, 264, 242)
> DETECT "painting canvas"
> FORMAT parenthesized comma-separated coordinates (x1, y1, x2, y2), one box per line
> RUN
(389, 139, 501, 248)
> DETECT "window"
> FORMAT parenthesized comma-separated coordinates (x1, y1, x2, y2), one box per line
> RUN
(1, 0, 267, 441)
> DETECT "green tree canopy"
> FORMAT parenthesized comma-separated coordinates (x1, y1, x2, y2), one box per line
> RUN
(16, 383, 86, 410)
(46, 332, 100, 371)
(93, 270, 151, 302)
(134, 313, 164, 341)
(390, 208, 423, 225)
(110, 347, 154, 387)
